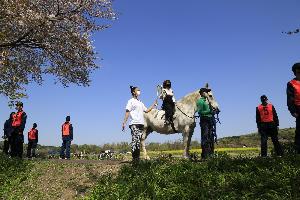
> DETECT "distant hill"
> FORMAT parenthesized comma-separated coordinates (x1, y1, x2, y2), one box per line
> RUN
(217, 128, 295, 148)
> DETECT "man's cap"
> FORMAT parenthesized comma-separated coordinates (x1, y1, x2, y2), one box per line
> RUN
(199, 88, 211, 94)
(16, 101, 23, 106)
(66, 116, 71, 121)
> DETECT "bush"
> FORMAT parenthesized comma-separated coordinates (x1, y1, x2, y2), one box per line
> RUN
(87, 156, 300, 200)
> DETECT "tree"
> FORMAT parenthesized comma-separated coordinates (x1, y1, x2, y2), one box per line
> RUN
(282, 29, 300, 35)
(0, 0, 116, 104)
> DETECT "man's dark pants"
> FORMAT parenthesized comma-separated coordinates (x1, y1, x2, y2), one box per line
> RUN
(295, 117, 300, 154)
(27, 140, 37, 158)
(60, 137, 71, 159)
(10, 128, 24, 158)
(260, 127, 283, 157)
(200, 117, 214, 159)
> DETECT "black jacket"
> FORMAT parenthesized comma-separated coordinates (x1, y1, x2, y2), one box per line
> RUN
(20, 112, 27, 132)
(256, 104, 279, 129)
(287, 79, 299, 115)
(3, 119, 14, 137)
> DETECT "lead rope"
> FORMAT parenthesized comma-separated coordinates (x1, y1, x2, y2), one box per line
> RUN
(175, 103, 200, 119)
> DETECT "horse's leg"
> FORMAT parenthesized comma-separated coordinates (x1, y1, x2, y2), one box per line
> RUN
(141, 129, 150, 160)
(182, 123, 196, 159)
(182, 127, 190, 159)
(187, 123, 196, 158)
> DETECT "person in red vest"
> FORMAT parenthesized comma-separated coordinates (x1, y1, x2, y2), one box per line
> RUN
(26, 123, 38, 158)
(287, 62, 300, 154)
(256, 95, 283, 157)
(11, 101, 27, 158)
(60, 116, 73, 159)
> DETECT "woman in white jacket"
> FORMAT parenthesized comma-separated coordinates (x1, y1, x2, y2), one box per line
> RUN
(122, 86, 157, 162)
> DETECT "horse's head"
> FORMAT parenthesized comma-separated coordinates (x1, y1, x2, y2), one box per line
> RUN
(201, 83, 220, 114)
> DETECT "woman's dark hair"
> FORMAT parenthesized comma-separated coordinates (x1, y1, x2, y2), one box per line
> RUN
(163, 80, 171, 89)
(9, 112, 15, 120)
(130, 86, 137, 96)
(33, 123, 37, 128)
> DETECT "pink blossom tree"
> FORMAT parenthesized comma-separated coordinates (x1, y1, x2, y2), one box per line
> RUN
(0, 0, 116, 104)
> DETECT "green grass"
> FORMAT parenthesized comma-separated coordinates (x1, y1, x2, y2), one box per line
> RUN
(0, 154, 123, 200)
(144, 147, 260, 158)
(87, 154, 300, 200)
(0, 127, 297, 200)
(0, 154, 33, 199)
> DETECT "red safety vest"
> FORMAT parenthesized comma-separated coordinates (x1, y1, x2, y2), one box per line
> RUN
(258, 104, 274, 123)
(290, 80, 300, 106)
(62, 123, 71, 136)
(28, 128, 37, 140)
(12, 111, 24, 127)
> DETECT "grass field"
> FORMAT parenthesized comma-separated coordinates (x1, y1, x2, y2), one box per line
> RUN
(144, 147, 260, 158)
(0, 154, 122, 200)
(87, 155, 300, 200)
(0, 128, 297, 199)
(0, 143, 298, 200)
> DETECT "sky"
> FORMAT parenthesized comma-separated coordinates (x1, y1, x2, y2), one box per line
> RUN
(1, 0, 300, 146)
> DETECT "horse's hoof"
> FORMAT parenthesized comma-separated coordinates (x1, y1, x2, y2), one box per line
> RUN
(183, 155, 190, 159)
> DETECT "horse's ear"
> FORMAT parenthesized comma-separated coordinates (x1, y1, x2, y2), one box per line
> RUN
(205, 83, 209, 89)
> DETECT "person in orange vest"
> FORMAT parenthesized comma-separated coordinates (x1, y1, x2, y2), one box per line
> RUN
(256, 95, 283, 157)
(11, 101, 27, 158)
(26, 123, 38, 158)
(60, 116, 73, 159)
(287, 62, 300, 154)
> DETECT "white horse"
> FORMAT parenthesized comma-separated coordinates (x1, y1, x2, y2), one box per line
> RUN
(141, 84, 219, 159)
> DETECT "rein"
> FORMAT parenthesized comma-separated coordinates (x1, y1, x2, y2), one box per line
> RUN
(175, 103, 200, 119)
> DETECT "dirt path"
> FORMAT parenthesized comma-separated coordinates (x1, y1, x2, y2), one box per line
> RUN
(16, 159, 127, 200)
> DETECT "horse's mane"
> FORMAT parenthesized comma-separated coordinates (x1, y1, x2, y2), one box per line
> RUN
(177, 90, 200, 106)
